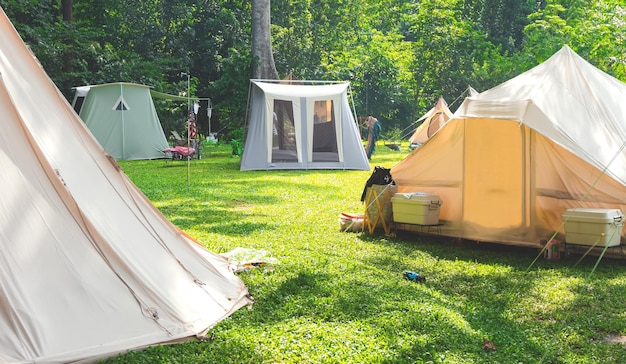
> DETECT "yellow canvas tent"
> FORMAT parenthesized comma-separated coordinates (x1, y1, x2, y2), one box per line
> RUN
(392, 46, 626, 247)
(408, 97, 453, 147)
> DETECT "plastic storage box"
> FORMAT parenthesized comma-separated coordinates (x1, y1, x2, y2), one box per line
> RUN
(391, 192, 442, 225)
(562, 208, 624, 247)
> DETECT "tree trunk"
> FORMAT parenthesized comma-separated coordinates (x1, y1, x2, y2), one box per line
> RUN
(62, 0, 72, 73)
(62, 0, 72, 23)
(251, 0, 279, 79)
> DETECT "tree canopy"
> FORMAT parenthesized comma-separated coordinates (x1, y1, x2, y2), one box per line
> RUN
(1, 0, 624, 139)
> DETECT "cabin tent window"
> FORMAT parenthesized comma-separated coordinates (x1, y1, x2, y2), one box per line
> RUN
(113, 96, 130, 111)
(73, 96, 85, 114)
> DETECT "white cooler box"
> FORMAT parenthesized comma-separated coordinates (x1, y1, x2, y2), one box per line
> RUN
(391, 192, 442, 225)
(562, 208, 624, 247)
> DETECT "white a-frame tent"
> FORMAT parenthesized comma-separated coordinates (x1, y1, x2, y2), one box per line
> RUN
(0, 7, 251, 363)
(241, 80, 370, 170)
(72, 82, 172, 160)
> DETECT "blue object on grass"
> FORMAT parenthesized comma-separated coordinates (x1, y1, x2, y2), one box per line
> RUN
(403, 270, 425, 282)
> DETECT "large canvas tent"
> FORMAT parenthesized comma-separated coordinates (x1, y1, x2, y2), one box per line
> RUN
(72, 82, 178, 160)
(392, 46, 626, 247)
(241, 80, 370, 170)
(0, 7, 251, 363)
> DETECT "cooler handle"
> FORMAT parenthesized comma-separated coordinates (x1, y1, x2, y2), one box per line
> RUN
(429, 201, 442, 210)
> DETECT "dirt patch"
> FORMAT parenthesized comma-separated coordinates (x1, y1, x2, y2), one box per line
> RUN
(601, 334, 626, 344)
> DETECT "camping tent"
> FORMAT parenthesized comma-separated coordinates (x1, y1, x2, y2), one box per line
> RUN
(72, 82, 177, 160)
(241, 80, 370, 170)
(392, 45, 626, 247)
(0, 7, 251, 363)
(408, 97, 453, 147)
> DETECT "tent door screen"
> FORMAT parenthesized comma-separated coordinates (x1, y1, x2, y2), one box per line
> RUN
(272, 99, 298, 162)
(312, 100, 339, 162)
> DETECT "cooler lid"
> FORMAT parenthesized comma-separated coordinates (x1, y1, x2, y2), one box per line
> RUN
(393, 192, 442, 204)
(562, 208, 624, 225)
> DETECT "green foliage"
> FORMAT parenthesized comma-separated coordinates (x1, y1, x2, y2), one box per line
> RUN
(226, 127, 245, 142)
(228, 138, 241, 156)
(570, 1, 626, 80)
(227, 128, 245, 155)
(383, 127, 403, 142)
(523, 3, 572, 63)
(2, 0, 625, 147)
(105, 145, 626, 363)
(211, 47, 252, 130)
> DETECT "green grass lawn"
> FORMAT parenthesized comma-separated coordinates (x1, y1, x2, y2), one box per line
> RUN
(105, 142, 626, 363)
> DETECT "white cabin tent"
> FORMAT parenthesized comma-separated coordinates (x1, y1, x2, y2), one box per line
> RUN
(72, 82, 177, 160)
(241, 80, 370, 170)
(392, 45, 626, 248)
(408, 97, 453, 146)
(0, 7, 251, 363)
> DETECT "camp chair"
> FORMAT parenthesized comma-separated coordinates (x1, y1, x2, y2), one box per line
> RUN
(169, 130, 201, 159)
(171, 130, 188, 146)
(363, 184, 396, 235)
(163, 146, 196, 160)
(384, 140, 401, 151)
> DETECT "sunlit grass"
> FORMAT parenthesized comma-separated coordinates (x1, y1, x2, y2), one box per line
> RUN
(105, 142, 626, 363)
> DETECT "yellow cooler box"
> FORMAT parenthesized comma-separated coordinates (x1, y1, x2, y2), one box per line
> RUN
(391, 192, 442, 225)
(562, 208, 624, 247)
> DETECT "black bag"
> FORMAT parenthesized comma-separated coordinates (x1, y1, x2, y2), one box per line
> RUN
(361, 166, 395, 202)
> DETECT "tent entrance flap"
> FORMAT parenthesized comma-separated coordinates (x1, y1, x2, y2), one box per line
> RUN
(308, 99, 339, 163)
(270, 97, 342, 164)
(463, 119, 525, 232)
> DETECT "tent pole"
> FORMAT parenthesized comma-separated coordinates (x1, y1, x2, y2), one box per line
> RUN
(180, 72, 191, 189)
(187, 73, 190, 189)
(120, 83, 125, 159)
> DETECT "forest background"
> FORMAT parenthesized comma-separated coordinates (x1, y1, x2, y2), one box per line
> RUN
(1, 0, 625, 142)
